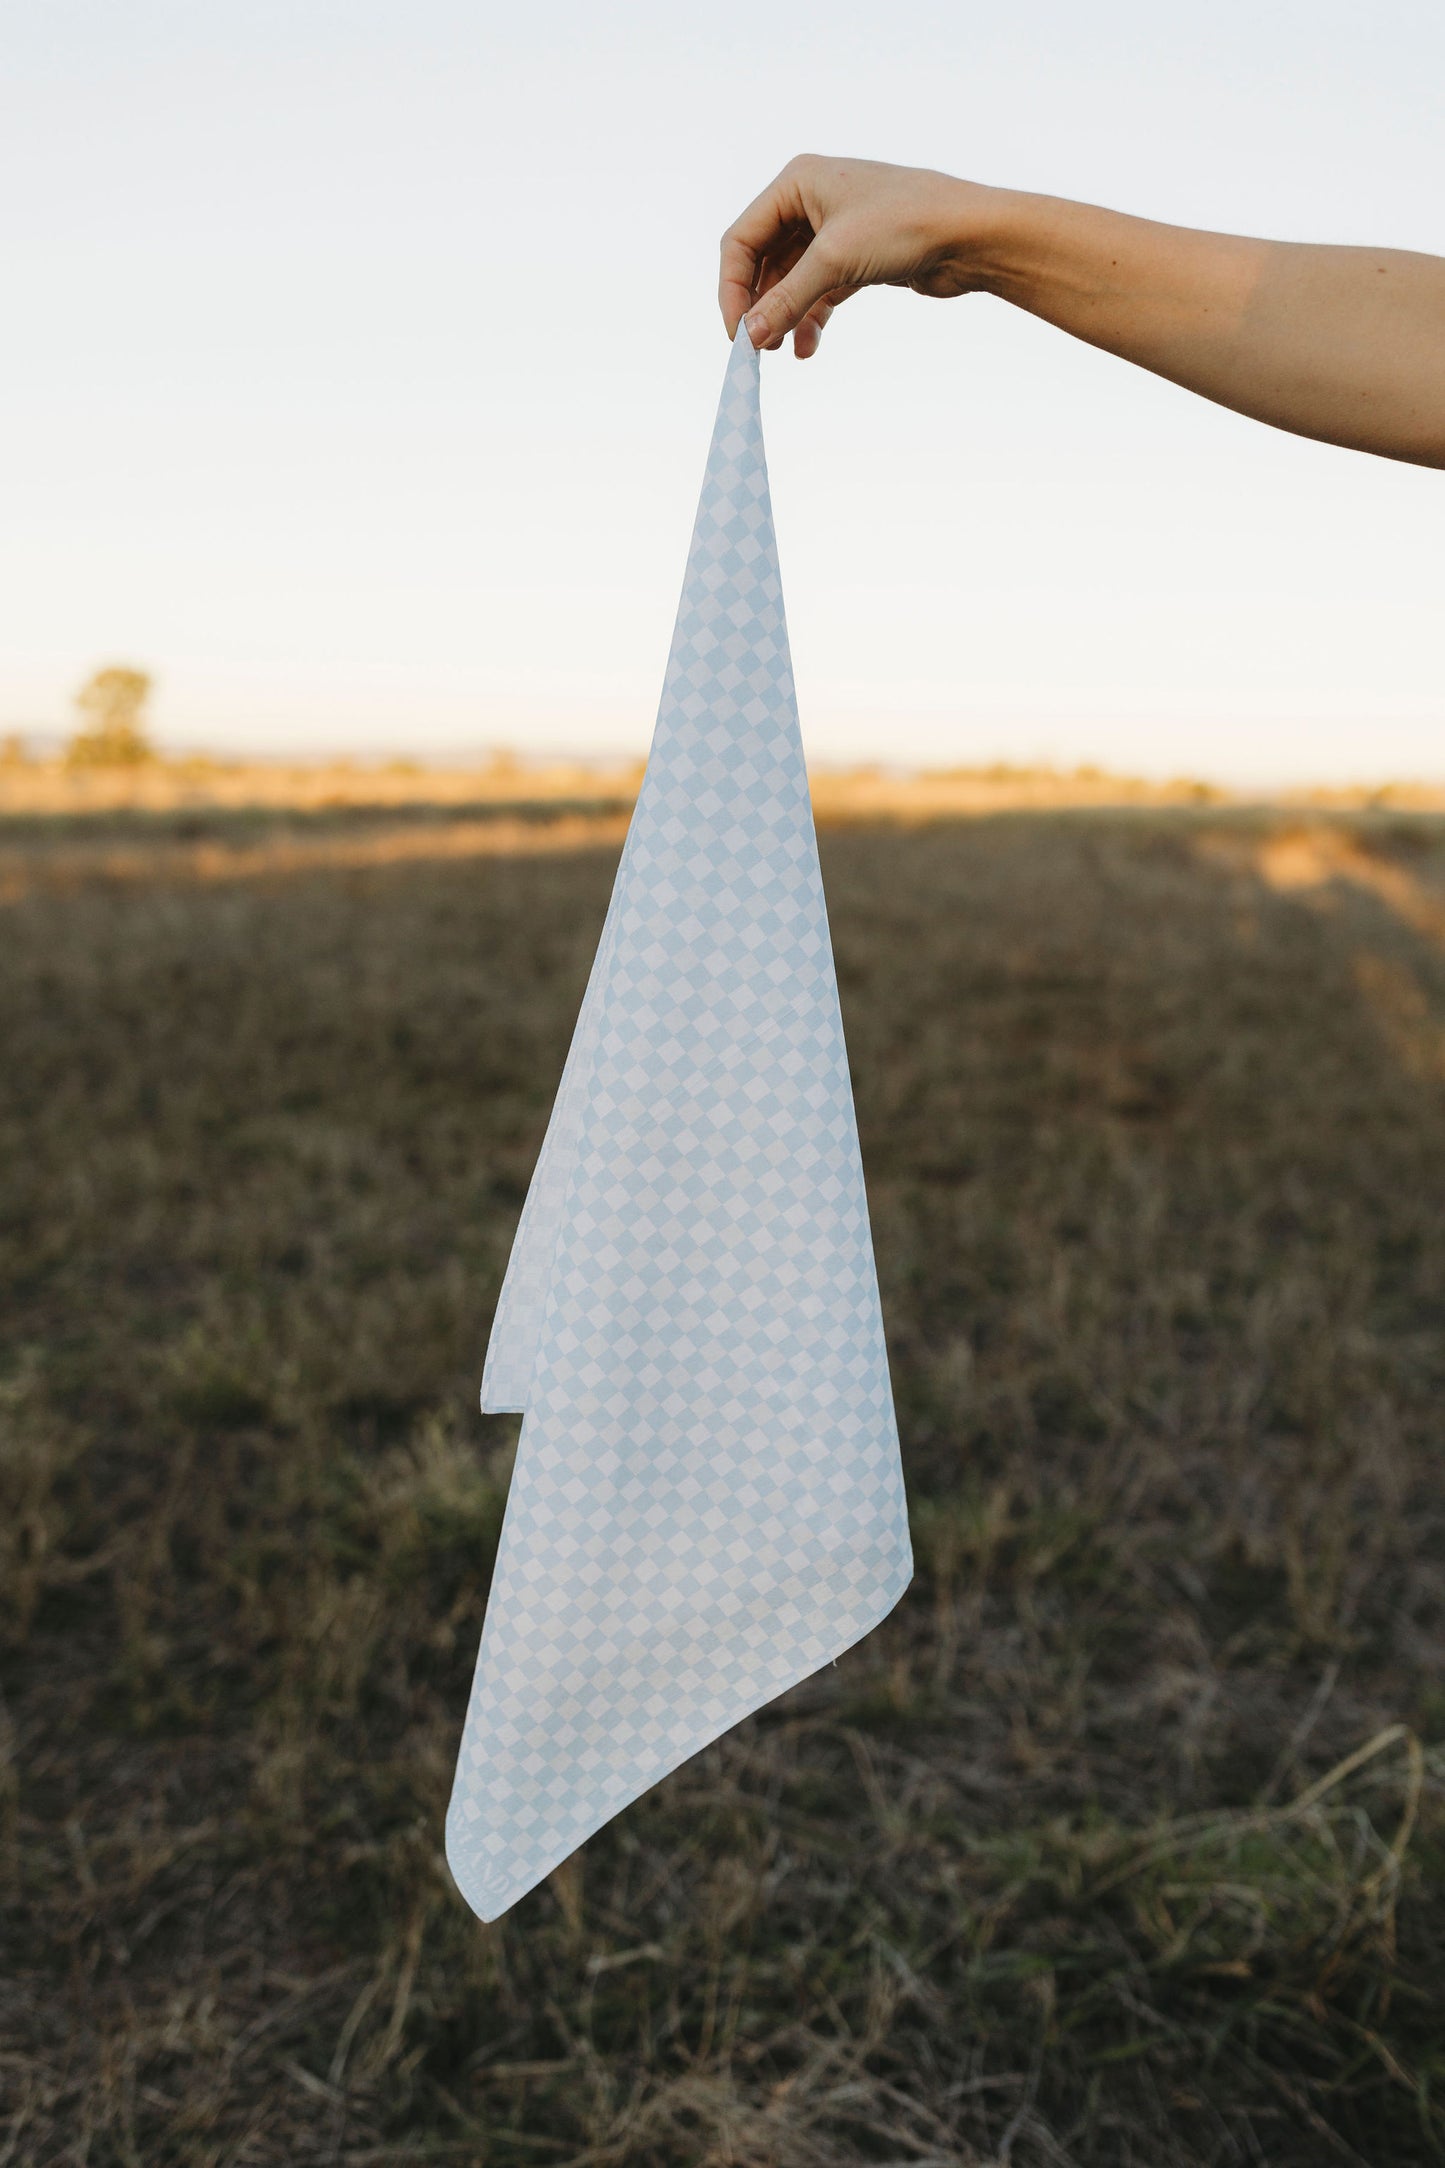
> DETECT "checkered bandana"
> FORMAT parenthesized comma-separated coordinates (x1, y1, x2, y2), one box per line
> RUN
(446, 323, 912, 1922)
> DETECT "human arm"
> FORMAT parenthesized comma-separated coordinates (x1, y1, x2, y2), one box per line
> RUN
(719, 156, 1445, 467)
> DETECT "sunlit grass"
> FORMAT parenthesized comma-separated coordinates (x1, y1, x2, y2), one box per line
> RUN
(4, 804, 1445, 2163)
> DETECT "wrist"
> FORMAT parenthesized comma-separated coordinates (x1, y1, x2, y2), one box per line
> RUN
(942, 183, 1058, 304)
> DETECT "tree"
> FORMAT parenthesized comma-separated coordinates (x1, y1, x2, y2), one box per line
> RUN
(66, 667, 155, 766)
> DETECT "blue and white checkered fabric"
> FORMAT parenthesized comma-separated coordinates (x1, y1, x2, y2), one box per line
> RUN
(446, 323, 912, 1922)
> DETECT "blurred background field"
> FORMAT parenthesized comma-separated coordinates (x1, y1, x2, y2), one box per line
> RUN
(5, 769, 1445, 2166)
(10, 732, 1445, 824)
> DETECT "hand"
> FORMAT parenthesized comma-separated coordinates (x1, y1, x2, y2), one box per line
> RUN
(721, 155, 1445, 463)
(719, 154, 1006, 357)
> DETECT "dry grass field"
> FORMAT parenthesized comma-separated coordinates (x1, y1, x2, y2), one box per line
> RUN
(4, 789, 1445, 2166)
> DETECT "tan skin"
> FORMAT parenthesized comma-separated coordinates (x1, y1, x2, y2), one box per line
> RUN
(720, 156, 1445, 468)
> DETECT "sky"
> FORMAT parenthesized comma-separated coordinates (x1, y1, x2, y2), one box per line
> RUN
(3, 0, 1441, 786)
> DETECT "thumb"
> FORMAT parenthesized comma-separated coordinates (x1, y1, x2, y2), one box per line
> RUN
(745, 236, 845, 348)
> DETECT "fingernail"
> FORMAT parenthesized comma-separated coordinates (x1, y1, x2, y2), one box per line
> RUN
(745, 310, 766, 345)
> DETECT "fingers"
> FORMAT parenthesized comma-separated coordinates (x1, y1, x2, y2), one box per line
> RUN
(742, 237, 850, 349)
(719, 156, 863, 354)
(792, 288, 857, 359)
(718, 161, 813, 336)
(793, 300, 832, 360)
(720, 234, 761, 340)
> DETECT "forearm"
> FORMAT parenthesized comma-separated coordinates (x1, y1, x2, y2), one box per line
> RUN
(976, 189, 1445, 467)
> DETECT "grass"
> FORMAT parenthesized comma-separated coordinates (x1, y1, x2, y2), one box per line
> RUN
(3, 801, 1445, 2164)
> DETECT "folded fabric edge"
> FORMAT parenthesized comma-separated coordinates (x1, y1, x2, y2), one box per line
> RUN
(477, 852, 629, 1411)
(443, 1552, 914, 1924)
